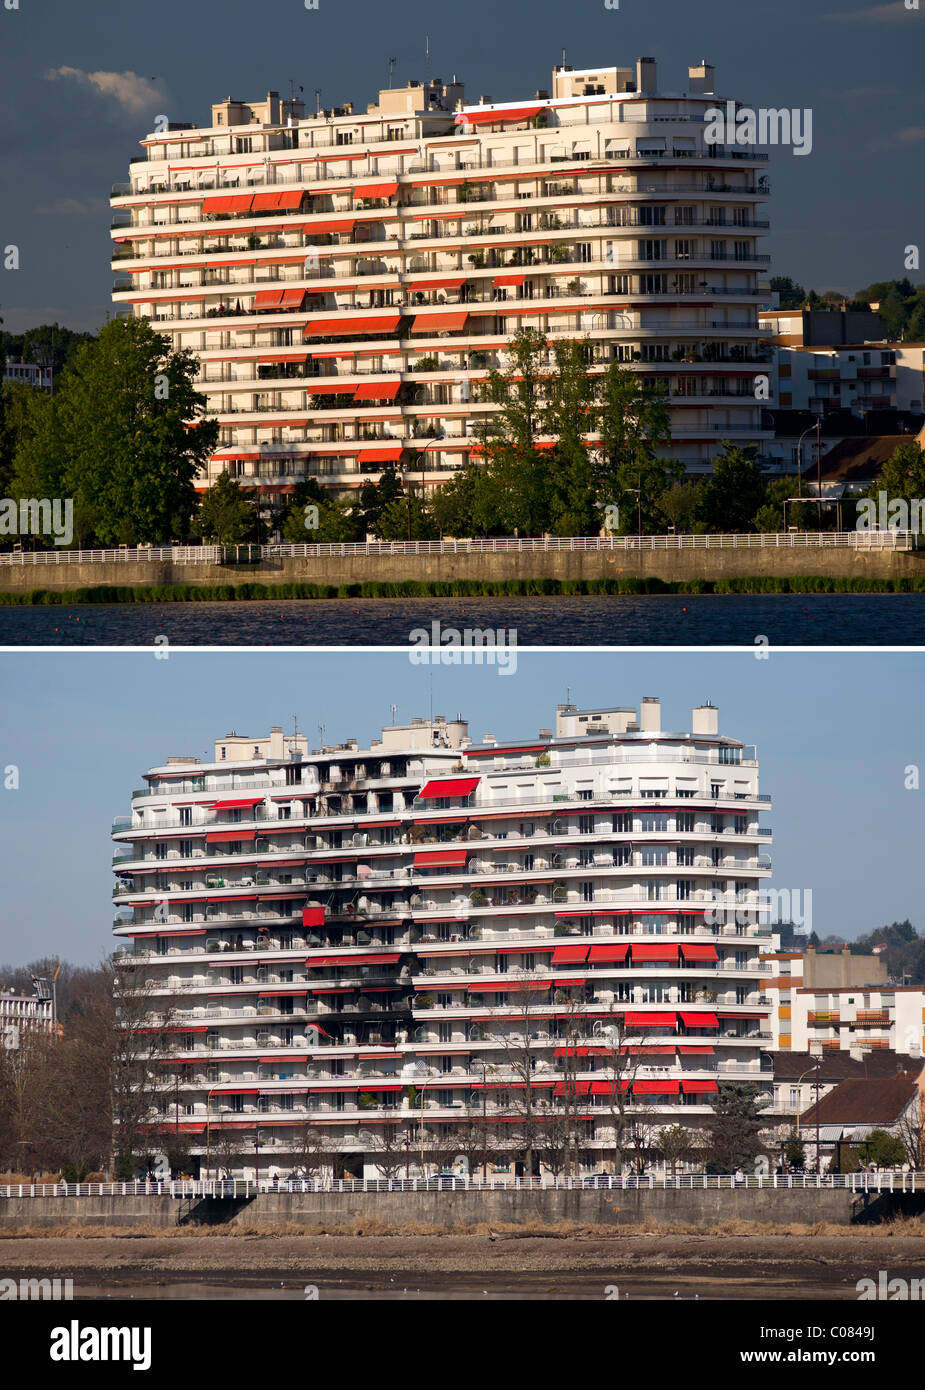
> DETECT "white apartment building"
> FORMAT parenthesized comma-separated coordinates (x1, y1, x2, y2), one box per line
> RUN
(772, 343, 925, 419)
(112, 700, 773, 1180)
(0, 989, 55, 1049)
(110, 56, 773, 500)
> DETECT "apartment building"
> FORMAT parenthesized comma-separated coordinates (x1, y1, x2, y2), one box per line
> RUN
(771, 343, 925, 418)
(109, 56, 773, 500)
(0, 987, 55, 1049)
(111, 700, 773, 1179)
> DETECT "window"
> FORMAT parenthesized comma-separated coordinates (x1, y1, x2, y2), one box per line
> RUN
(578, 814, 594, 834)
(674, 206, 695, 225)
(674, 239, 694, 260)
(646, 880, 663, 902)
(155, 843, 167, 860)
(578, 847, 594, 867)
(677, 812, 695, 833)
(179, 840, 193, 857)
(640, 813, 669, 833)
(182, 904, 194, 922)
(639, 239, 666, 260)
(642, 847, 668, 866)
(179, 807, 192, 826)
(613, 845, 631, 867)
(677, 879, 693, 901)
(639, 206, 666, 225)
(580, 881, 594, 902)
(613, 813, 632, 834)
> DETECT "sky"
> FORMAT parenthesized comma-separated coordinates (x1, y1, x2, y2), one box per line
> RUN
(0, 648, 922, 968)
(0, 0, 922, 335)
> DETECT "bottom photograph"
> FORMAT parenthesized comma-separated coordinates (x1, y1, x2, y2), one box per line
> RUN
(0, 650, 922, 1334)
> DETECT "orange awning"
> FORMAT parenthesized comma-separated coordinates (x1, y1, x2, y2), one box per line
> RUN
(454, 105, 545, 127)
(303, 219, 356, 236)
(357, 446, 404, 464)
(410, 276, 468, 291)
(354, 181, 398, 199)
(303, 314, 401, 339)
(354, 381, 401, 400)
(493, 274, 526, 287)
(411, 311, 469, 332)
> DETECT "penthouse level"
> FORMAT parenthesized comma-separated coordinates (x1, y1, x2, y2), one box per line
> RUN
(113, 700, 774, 1181)
(110, 56, 773, 499)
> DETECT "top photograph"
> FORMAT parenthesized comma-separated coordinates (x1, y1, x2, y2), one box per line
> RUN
(0, 0, 922, 646)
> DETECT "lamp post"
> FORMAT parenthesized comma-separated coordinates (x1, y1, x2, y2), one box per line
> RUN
(794, 1063, 822, 1171)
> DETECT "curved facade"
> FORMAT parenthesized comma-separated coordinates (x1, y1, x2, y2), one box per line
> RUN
(109, 56, 773, 500)
(112, 699, 773, 1179)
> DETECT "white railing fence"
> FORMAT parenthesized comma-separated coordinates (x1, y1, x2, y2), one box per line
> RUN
(0, 532, 914, 567)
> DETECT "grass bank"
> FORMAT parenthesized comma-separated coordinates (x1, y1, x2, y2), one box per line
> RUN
(2, 574, 925, 605)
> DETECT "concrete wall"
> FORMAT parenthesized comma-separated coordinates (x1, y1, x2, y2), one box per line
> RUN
(0, 1187, 863, 1229)
(1, 547, 922, 593)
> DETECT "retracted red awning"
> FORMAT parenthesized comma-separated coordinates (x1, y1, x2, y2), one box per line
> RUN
(413, 848, 469, 868)
(411, 311, 469, 332)
(678, 1045, 714, 1055)
(211, 797, 264, 810)
(354, 381, 402, 400)
(587, 943, 629, 962)
(205, 829, 257, 843)
(467, 979, 550, 993)
(624, 1012, 678, 1028)
(354, 181, 399, 199)
(308, 380, 358, 394)
(417, 777, 480, 800)
(551, 944, 589, 965)
(680, 1012, 720, 1029)
(681, 1079, 719, 1094)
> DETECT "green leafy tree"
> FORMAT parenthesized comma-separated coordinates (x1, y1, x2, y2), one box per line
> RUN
(656, 480, 706, 533)
(594, 361, 676, 534)
(279, 477, 362, 542)
(474, 327, 553, 535)
(697, 445, 766, 533)
(11, 316, 217, 545)
(705, 1083, 770, 1173)
(543, 339, 599, 535)
(753, 477, 816, 533)
(356, 465, 405, 536)
(194, 472, 257, 543)
(375, 493, 439, 541)
(769, 277, 806, 310)
(865, 442, 925, 531)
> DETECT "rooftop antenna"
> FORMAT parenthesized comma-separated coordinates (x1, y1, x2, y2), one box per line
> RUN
(314, 88, 322, 115)
(388, 57, 397, 89)
(562, 47, 567, 68)
(292, 714, 300, 736)
(425, 35, 430, 83)
(566, 685, 572, 704)
(429, 672, 434, 726)
(318, 723, 325, 746)
(390, 703, 397, 725)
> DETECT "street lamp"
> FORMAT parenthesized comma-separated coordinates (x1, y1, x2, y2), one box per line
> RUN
(796, 418, 821, 502)
(794, 1063, 822, 1171)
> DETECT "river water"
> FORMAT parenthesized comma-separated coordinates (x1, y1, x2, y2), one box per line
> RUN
(3, 594, 925, 646)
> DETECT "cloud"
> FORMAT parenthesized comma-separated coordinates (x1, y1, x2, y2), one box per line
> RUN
(44, 67, 167, 116)
(34, 197, 108, 216)
(829, 2, 917, 21)
(863, 125, 925, 152)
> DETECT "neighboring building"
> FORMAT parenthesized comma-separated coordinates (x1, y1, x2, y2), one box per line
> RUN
(759, 308, 887, 350)
(3, 360, 53, 391)
(769, 1049, 923, 1127)
(796, 1073, 923, 1171)
(109, 55, 773, 500)
(0, 988, 55, 1049)
(762, 946, 925, 1056)
(769, 343, 925, 419)
(112, 699, 774, 1179)
(815, 434, 919, 498)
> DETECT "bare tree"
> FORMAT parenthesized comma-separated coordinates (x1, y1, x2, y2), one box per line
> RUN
(367, 1119, 406, 1181)
(657, 1123, 695, 1176)
(484, 979, 553, 1178)
(895, 1094, 925, 1170)
(290, 1120, 331, 1179)
(594, 1019, 653, 1174)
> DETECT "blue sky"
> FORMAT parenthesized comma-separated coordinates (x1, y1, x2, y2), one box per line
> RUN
(0, 0, 921, 334)
(0, 649, 922, 966)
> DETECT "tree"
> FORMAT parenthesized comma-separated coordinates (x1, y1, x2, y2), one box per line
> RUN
(753, 478, 816, 534)
(594, 1020, 653, 1175)
(594, 360, 676, 534)
(657, 1124, 696, 1176)
(697, 445, 766, 533)
(194, 471, 258, 544)
(895, 1097, 925, 1171)
(542, 339, 599, 536)
(356, 465, 404, 536)
(473, 327, 553, 535)
(375, 493, 439, 541)
(656, 480, 705, 534)
(484, 979, 554, 1178)
(865, 442, 925, 532)
(367, 1119, 405, 1181)
(290, 1121, 330, 1179)
(769, 277, 806, 310)
(11, 316, 217, 545)
(279, 478, 361, 543)
(705, 1083, 770, 1173)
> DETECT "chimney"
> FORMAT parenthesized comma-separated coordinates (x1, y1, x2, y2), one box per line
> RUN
(636, 57, 657, 93)
(639, 697, 661, 733)
(688, 61, 715, 95)
(691, 703, 718, 736)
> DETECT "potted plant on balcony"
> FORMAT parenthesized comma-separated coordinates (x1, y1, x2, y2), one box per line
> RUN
(467, 251, 486, 269)
(471, 888, 487, 907)
(535, 752, 551, 767)
(416, 994, 435, 1010)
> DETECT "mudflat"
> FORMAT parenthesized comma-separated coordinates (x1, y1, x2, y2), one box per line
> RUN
(1, 1230, 923, 1300)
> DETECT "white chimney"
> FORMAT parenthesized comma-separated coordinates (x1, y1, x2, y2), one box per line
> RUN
(639, 697, 661, 733)
(692, 703, 718, 736)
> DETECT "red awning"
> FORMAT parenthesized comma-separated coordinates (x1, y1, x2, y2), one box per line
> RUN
(354, 181, 399, 199)
(201, 194, 254, 215)
(410, 276, 468, 290)
(357, 446, 404, 464)
(587, 943, 629, 962)
(631, 943, 680, 963)
(304, 218, 357, 236)
(551, 944, 589, 964)
(454, 105, 545, 126)
(412, 311, 469, 332)
(308, 381, 358, 394)
(633, 1079, 680, 1095)
(211, 797, 264, 810)
(205, 829, 257, 843)
(467, 980, 550, 993)
(678, 1045, 714, 1055)
(413, 849, 469, 868)
(302, 908, 325, 928)
(624, 1012, 678, 1028)
(417, 777, 480, 800)
(493, 274, 526, 287)
(680, 1012, 720, 1029)
(680, 943, 719, 961)
(303, 314, 401, 339)
(681, 1079, 719, 1094)
(354, 381, 402, 400)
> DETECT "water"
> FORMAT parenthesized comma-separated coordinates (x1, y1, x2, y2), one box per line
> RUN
(2, 594, 925, 646)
